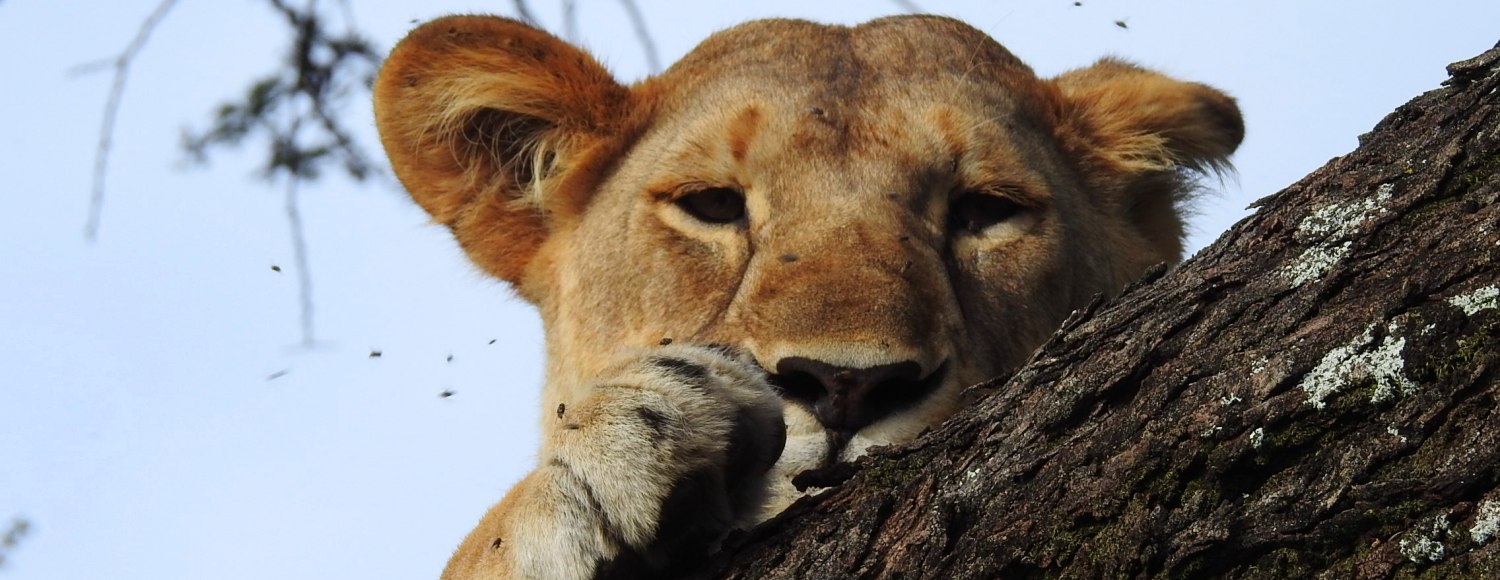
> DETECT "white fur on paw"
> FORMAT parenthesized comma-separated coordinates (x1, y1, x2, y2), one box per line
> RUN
(546, 344, 784, 553)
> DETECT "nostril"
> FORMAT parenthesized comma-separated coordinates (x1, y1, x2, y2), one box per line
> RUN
(769, 357, 944, 433)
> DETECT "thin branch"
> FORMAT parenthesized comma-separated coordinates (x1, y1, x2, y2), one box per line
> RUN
(270, 0, 318, 349)
(284, 169, 316, 348)
(84, 0, 179, 242)
(618, 0, 660, 73)
(0, 517, 31, 569)
(308, 97, 374, 179)
(177, 0, 382, 346)
(891, 0, 924, 13)
(511, 0, 539, 27)
(333, 0, 357, 32)
(277, 95, 317, 348)
(562, 0, 579, 43)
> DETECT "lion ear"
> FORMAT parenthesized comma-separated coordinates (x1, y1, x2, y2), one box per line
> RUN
(374, 15, 631, 293)
(1052, 59, 1244, 260)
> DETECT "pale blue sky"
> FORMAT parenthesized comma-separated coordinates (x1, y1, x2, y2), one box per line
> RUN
(2, 1, 1496, 578)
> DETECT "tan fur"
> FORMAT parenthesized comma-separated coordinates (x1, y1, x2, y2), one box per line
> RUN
(374, 14, 1242, 579)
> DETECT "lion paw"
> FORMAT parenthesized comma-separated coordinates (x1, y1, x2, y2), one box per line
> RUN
(546, 344, 785, 572)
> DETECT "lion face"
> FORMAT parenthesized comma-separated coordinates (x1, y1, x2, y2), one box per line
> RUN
(376, 15, 1240, 512)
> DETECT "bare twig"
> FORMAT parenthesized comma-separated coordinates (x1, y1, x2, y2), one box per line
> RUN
(511, 0, 539, 27)
(84, 0, 179, 241)
(267, 0, 326, 348)
(891, 0, 924, 13)
(179, 0, 381, 346)
(618, 0, 660, 73)
(562, 0, 579, 43)
(209, 0, 380, 182)
(283, 167, 316, 348)
(0, 517, 31, 569)
(333, 0, 357, 31)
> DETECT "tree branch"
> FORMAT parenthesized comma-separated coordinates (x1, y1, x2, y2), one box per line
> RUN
(890, 0, 924, 13)
(175, 0, 382, 346)
(562, 0, 579, 43)
(510, 0, 539, 27)
(283, 169, 316, 348)
(83, 0, 179, 241)
(0, 516, 31, 569)
(618, 0, 660, 74)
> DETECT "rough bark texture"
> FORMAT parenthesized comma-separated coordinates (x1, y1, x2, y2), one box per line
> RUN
(687, 42, 1500, 579)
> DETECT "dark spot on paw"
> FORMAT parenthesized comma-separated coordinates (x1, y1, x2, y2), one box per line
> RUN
(645, 473, 728, 574)
(649, 356, 709, 387)
(637, 407, 670, 441)
(724, 413, 786, 487)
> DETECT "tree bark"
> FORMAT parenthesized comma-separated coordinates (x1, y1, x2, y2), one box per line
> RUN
(687, 42, 1500, 579)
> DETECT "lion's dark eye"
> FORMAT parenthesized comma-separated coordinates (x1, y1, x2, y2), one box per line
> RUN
(676, 187, 746, 225)
(949, 192, 1024, 235)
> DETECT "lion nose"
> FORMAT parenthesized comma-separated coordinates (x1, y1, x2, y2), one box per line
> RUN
(770, 357, 943, 433)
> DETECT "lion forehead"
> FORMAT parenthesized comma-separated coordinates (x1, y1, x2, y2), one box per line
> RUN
(618, 17, 1069, 189)
(643, 15, 1047, 113)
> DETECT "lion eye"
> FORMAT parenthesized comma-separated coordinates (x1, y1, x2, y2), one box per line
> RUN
(949, 192, 1024, 235)
(675, 187, 746, 225)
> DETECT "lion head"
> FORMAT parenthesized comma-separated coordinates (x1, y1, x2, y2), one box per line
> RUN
(375, 14, 1241, 515)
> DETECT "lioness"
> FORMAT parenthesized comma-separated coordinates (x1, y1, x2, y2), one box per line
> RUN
(375, 13, 1241, 579)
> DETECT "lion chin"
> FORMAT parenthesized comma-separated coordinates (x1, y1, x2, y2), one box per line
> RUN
(374, 13, 1242, 580)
